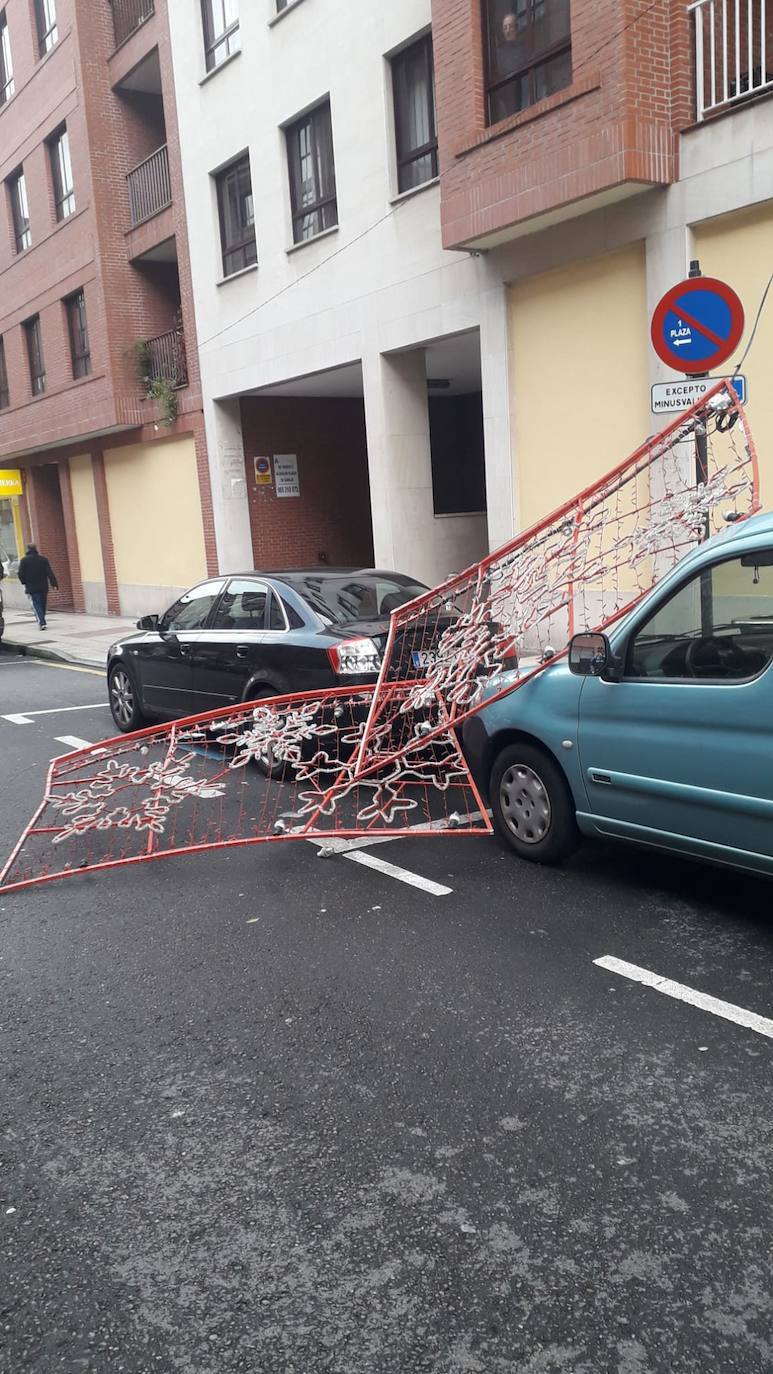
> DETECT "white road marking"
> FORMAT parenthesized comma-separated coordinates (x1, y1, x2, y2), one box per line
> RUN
(54, 736, 93, 751)
(595, 956, 773, 1041)
(342, 849, 452, 895)
(2, 702, 109, 723)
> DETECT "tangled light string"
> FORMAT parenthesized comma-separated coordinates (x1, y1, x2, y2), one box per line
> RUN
(0, 381, 758, 894)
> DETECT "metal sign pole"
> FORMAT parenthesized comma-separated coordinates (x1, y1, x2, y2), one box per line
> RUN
(688, 258, 713, 636)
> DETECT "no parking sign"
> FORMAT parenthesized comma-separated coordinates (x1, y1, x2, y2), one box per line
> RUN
(253, 455, 273, 486)
(650, 276, 744, 375)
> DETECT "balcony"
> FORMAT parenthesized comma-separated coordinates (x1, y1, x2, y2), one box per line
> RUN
(127, 144, 171, 227)
(692, 0, 773, 119)
(111, 0, 155, 49)
(145, 324, 188, 389)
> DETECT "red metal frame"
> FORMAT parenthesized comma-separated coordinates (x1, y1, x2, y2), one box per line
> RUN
(0, 380, 759, 895)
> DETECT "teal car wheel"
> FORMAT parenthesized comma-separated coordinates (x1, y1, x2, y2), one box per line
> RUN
(490, 742, 579, 865)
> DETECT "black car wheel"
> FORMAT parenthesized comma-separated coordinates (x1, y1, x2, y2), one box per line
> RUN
(108, 664, 146, 734)
(490, 742, 579, 865)
(244, 687, 292, 781)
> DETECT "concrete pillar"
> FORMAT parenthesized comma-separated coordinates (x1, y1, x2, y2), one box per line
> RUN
(645, 224, 695, 427)
(479, 274, 515, 550)
(362, 349, 446, 587)
(363, 347, 491, 587)
(203, 397, 254, 574)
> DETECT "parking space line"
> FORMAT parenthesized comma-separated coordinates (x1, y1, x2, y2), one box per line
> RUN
(2, 703, 109, 724)
(54, 736, 93, 752)
(342, 849, 452, 895)
(595, 956, 773, 1040)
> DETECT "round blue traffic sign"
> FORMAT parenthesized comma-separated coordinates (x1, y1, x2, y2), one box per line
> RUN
(650, 277, 744, 375)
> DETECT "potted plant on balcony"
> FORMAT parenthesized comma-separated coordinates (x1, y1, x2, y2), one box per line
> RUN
(128, 340, 178, 427)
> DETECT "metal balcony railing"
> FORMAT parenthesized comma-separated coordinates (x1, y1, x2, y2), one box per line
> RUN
(146, 325, 188, 389)
(111, 0, 154, 48)
(692, 0, 773, 119)
(127, 144, 171, 227)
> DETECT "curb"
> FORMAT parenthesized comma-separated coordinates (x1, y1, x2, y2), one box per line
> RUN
(0, 637, 104, 671)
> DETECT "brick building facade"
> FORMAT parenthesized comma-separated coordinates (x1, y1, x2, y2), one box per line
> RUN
(0, 0, 215, 620)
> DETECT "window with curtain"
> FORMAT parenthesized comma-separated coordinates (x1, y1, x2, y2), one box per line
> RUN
(484, 0, 571, 125)
(49, 127, 75, 221)
(391, 34, 438, 194)
(0, 337, 9, 410)
(24, 316, 46, 396)
(0, 10, 14, 106)
(286, 102, 338, 244)
(216, 155, 257, 276)
(65, 290, 91, 379)
(201, 0, 239, 72)
(34, 0, 57, 56)
(8, 170, 31, 252)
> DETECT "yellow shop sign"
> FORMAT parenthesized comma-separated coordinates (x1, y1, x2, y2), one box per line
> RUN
(0, 469, 23, 497)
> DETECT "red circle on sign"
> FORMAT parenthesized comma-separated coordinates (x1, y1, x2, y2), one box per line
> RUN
(650, 276, 744, 375)
(256, 458, 269, 473)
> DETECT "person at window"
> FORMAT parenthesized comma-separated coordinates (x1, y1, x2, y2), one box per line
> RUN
(496, 10, 525, 78)
(18, 543, 58, 630)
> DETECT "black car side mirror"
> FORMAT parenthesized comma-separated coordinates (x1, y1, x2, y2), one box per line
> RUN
(568, 631, 613, 678)
(137, 613, 159, 631)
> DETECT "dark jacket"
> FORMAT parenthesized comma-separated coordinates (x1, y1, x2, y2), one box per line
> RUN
(18, 552, 58, 596)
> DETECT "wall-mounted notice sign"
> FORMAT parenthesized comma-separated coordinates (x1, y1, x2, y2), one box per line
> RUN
(274, 454, 300, 498)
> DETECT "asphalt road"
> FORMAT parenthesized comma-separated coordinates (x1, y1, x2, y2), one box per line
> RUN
(1, 649, 772, 1374)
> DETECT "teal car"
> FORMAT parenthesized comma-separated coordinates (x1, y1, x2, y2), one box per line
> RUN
(463, 511, 773, 877)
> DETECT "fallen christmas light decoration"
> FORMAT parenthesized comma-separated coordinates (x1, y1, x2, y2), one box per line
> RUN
(0, 380, 759, 894)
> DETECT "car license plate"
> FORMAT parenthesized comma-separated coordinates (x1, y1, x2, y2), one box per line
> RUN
(411, 650, 437, 671)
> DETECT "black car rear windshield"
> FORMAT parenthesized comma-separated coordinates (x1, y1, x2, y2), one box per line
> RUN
(282, 573, 428, 626)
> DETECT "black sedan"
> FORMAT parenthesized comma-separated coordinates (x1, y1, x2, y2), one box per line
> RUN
(106, 568, 432, 736)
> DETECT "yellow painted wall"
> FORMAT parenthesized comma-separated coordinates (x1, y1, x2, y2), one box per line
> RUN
(69, 456, 104, 585)
(694, 203, 773, 510)
(509, 245, 650, 528)
(104, 437, 207, 587)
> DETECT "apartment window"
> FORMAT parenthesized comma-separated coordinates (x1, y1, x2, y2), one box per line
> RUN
(49, 127, 75, 221)
(286, 102, 337, 244)
(201, 0, 239, 72)
(216, 155, 257, 277)
(34, 0, 57, 56)
(8, 170, 31, 253)
(24, 317, 46, 396)
(65, 290, 91, 379)
(392, 35, 438, 194)
(484, 0, 571, 125)
(0, 10, 14, 106)
(0, 337, 9, 410)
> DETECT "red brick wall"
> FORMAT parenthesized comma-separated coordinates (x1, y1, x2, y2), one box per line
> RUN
(91, 449, 121, 616)
(434, 0, 691, 248)
(0, 0, 218, 603)
(240, 398, 374, 569)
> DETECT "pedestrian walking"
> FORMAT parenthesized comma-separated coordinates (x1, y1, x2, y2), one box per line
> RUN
(18, 544, 58, 630)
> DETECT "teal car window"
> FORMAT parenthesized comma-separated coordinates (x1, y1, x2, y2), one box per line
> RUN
(627, 553, 773, 681)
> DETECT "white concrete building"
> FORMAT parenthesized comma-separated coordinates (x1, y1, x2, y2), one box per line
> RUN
(165, 0, 512, 590)
(167, 0, 773, 595)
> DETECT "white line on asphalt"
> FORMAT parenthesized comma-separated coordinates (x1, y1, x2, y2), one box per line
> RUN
(595, 956, 773, 1041)
(54, 736, 93, 752)
(2, 703, 109, 724)
(342, 849, 452, 895)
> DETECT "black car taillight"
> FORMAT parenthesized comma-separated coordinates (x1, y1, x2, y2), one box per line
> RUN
(327, 637, 382, 675)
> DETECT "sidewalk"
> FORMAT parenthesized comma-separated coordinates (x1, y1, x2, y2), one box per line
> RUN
(1, 605, 137, 669)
